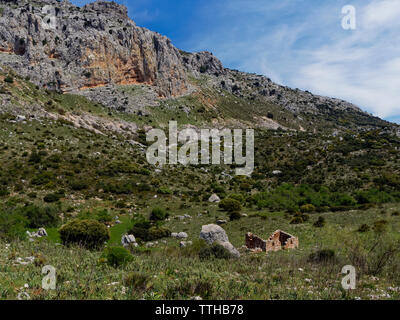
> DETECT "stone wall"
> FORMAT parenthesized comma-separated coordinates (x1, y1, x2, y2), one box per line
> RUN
(245, 230, 299, 253)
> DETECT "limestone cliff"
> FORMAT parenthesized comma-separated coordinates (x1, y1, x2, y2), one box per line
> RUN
(0, 0, 188, 97)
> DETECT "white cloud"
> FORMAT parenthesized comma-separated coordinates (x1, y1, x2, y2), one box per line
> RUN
(293, 0, 400, 119)
(184, 0, 400, 122)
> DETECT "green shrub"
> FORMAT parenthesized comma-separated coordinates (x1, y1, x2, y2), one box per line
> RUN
(228, 193, 244, 203)
(308, 249, 336, 263)
(229, 211, 241, 221)
(392, 211, 400, 217)
(373, 220, 388, 234)
(313, 216, 325, 228)
(70, 180, 88, 191)
(0, 209, 27, 240)
(101, 246, 132, 267)
(43, 193, 62, 203)
(300, 204, 316, 213)
(149, 207, 169, 221)
(0, 188, 9, 197)
(130, 225, 171, 242)
(290, 215, 304, 225)
(219, 198, 242, 212)
(59, 219, 110, 249)
(22, 204, 60, 228)
(96, 209, 112, 223)
(124, 272, 150, 291)
(4, 76, 14, 84)
(199, 243, 233, 260)
(358, 224, 370, 233)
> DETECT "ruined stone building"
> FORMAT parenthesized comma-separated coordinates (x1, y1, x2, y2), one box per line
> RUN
(246, 230, 299, 253)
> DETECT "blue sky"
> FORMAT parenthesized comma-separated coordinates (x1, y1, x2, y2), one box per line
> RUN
(72, 0, 400, 124)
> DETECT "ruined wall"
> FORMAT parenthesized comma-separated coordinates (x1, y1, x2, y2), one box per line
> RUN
(246, 230, 299, 253)
(245, 233, 267, 251)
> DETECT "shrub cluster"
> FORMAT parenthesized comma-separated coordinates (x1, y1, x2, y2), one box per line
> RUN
(59, 219, 110, 249)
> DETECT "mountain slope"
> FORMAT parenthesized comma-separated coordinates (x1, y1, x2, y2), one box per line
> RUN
(0, 0, 398, 134)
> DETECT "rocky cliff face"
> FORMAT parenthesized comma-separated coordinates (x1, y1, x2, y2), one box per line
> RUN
(0, 0, 188, 97)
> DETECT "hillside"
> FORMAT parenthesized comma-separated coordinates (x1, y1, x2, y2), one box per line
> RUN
(0, 0, 399, 301)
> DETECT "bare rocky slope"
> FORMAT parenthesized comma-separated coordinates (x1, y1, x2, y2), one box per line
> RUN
(0, 0, 398, 134)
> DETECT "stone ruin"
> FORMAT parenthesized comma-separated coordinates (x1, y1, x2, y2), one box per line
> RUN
(245, 230, 299, 253)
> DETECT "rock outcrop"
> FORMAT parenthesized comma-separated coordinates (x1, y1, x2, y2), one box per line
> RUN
(0, 0, 188, 97)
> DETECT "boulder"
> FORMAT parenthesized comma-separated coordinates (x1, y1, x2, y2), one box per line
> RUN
(37, 228, 48, 237)
(218, 241, 241, 258)
(200, 224, 240, 258)
(208, 194, 221, 203)
(121, 234, 138, 247)
(171, 232, 188, 239)
(200, 224, 229, 244)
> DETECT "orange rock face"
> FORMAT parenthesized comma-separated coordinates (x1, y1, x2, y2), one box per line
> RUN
(0, 1, 188, 97)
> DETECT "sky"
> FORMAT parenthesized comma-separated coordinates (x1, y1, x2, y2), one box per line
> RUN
(72, 0, 400, 124)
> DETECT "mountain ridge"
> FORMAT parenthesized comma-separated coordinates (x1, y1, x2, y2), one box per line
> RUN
(0, 0, 398, 134)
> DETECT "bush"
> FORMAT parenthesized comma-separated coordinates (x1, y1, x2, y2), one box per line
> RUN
(0, 209, 27, 240)
(22, 204, 60, 228)
(4, 76, 14, 84)
(95, 209, 113, 224)
(308, 249, 336, 263)
(129, 225, 171, 242)
(199, 243, 233, 260)
(392, 211, 400, 217)
(300, 204, 316, 213)
(149, 207, 169, 221)
(358, 224, 370, 233)
(70, 180, 88, 191)
(124, 272, 150, 292)
(101, 246, 132, 267)
(373, 220, 388, 234)
(219, 198, 242, 212)
(229, 211, 241, 221)
(228, 193, 244, 203)
(59, 219, 110, 249)
(313, 216, 325, 228)
(43, 193, 62, 203)
(290, 214, 304, 225)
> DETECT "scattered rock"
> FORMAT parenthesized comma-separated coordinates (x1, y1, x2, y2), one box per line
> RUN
(208, 194, 221, 203)
(179, 241, 192, 248)
(37, 228, 48, 237)
(121, 234, 138, 247)
(171, 232, 188, 239)
(16, 115, 26, 122)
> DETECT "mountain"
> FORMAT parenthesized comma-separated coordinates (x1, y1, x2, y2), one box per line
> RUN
(1, 0, 398, 134)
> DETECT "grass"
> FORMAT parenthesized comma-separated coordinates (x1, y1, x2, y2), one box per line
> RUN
(109, 216, 132, 245)
(1, 203, 399, 300)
